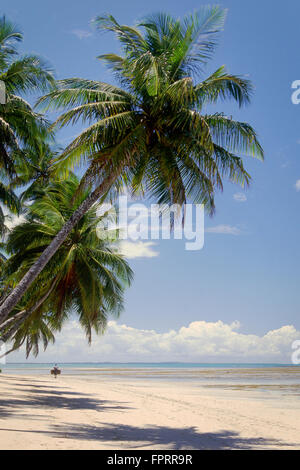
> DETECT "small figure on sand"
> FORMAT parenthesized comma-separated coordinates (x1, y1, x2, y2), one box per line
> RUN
(50, 364, 61, 378)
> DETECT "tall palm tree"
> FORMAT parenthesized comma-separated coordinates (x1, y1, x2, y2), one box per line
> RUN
(0, 16, 54, 234)
(0, 175, 132, 357)
(0, 6, 263, 321)
(0, 16, 54, 169)
(9, 141, 58, 203)
(0, 179, 20, 235)
(0, 247, 6, 295)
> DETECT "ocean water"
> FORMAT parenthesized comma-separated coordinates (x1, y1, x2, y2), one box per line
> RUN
(2, 363, 300, 398)
(2, 362, 298, 371)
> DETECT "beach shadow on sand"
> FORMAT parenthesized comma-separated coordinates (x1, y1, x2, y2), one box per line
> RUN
(51, 422, 293, 450)
(0, 377, 295, 449)
(0, 421, 291, 450)
(0, 378, 131, 418)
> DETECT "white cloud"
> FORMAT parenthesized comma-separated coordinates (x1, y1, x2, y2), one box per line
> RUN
(7, 320, 300, 363)
(233, 193, 247, 203)
(4, 214, 26, 230)
(118, 241, 159, 259)
(0, 205, 25, 230)
(295, 180, 300, 192)
(71, 29, 92, 39)
(206, 225, 241, 235)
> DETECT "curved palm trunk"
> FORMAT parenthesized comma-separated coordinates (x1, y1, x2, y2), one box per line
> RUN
(0, 309, 27, 329)
(1, 313, 29, 344)
(0, 277, 58, 343)
(0, 174, 116, 324)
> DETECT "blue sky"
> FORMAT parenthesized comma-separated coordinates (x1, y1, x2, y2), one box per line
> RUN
(2, 0, 300, 362)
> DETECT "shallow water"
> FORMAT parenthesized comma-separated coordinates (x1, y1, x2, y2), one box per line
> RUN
(2, 363, 300, 399)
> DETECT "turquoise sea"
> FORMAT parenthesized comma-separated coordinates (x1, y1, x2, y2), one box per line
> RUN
(2, 362, 299, 372)
(2, 363, 300, 397)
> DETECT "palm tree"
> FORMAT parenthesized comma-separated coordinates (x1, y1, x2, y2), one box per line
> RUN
(0, 6, 263, 321)
(9, 141, 59, 203)
(0, 16, 54, 166)
(0, 247, 6, 294)
(0, 174, 132, 357)
(0, 16, 54, 234)
(0, 180, 20, 235)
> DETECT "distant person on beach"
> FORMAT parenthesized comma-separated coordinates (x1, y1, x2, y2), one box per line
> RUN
(51, 364, 61, 378)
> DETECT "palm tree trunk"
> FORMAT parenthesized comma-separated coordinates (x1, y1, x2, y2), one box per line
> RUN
(0, 309, 27, 328)
(0, 277, 58, 342)
(1, 313, 28, 343)
(0, 174, 116, 324)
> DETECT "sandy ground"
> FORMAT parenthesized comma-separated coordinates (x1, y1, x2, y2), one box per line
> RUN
(0, 373, 300, 450)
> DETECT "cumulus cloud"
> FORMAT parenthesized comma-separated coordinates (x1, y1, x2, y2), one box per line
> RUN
(206, 225, 242, 235)
(295, 180, 300, 192)
(233, 193, 247, 202)
(118, 241, 159, 259)
(7, 320, 300, 363)
(118, 240, 159, 259)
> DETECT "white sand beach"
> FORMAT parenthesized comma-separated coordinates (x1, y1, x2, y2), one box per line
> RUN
(0, 372, 300, 450)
